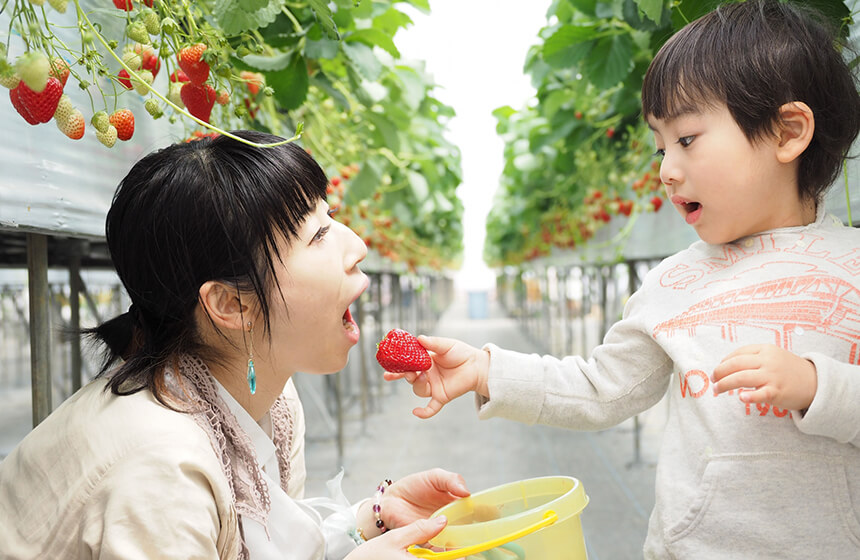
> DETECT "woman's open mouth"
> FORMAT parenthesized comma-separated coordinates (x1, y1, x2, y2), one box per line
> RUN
(343, 307, 358, 333)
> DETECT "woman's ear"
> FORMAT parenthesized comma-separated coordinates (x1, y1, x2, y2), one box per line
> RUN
(775, 101, 814, 163)
(198, 281, 249, 331)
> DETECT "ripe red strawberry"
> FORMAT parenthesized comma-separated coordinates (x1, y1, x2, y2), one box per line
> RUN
(15, 77, 63, 123)
(651, 196, 663, 212)
(118, 69, 133, 89)
(618, 199, 634, 217)
(140, 50, 160, 78)
(180, 82, 216, 122)
(112, 0, 133, 10)
(240, 71, 264, 95)
(376, 328, 432, 373)
(9, 85, 39, 124)
(109, 109, 135, 141)
(177, 44, 210, 85)
(169, 69, 189, 83)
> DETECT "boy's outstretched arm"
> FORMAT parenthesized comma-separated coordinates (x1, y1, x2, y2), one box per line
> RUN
(712, 344, 817, 411)
(382, 335, 490, 419)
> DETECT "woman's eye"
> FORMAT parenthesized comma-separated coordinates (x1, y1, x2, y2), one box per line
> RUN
(327, 207, 338, 217)
(313, 226, 330, 242)
(678, 135, 695, 147)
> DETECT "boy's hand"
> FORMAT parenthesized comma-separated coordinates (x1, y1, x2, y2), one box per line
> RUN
(382, 336, 490, 419)
(712, 344, 817, 411)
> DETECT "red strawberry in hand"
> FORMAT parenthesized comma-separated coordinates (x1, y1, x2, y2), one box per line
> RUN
(13, 78, 63, 124)
(177, 44, 210, 85)
(376, 329, 432, 373)
(180, 82, 216, 122)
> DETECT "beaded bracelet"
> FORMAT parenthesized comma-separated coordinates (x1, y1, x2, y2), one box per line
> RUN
(373, 479, 393, 534)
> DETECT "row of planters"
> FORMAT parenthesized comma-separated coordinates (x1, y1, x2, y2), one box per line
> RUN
(0, 0, 464, 271)
(485, 0, 855, 267)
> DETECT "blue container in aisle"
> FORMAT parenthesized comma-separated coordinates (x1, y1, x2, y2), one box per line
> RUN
(467, 291, 489, 320)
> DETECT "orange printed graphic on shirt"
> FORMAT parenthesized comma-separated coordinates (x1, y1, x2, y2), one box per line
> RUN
(654, 274, 860, 364)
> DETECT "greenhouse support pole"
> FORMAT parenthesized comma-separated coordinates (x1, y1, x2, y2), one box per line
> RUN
(27, 233, 52, 427)
(69, 254, 83, 392)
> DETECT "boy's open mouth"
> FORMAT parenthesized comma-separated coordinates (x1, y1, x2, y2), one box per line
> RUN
(671, 196, 703, 224)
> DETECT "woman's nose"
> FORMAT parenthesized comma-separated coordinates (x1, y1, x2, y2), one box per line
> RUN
(343, 222, 368, 267)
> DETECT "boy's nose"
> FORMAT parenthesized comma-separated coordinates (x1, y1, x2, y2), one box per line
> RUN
(659, 154, 682, 186)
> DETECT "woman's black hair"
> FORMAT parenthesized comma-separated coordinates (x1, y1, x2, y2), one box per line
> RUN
(88, 130, 328, 402)
(641, 0, 860, 202)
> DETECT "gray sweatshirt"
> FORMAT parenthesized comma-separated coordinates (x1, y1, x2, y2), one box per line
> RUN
(478, 209, 860, 559)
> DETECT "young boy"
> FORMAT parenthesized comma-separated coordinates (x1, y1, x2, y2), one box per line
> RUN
(386, 1, 860, 557)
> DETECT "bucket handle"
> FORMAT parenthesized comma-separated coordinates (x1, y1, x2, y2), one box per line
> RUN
(407, 509, 559, 560)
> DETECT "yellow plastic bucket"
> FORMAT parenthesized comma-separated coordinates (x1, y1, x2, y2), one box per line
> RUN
(409, 476, 589, 560)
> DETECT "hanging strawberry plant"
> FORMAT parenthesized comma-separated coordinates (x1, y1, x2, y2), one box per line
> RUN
(0, 0, 463, 270)
(484, 0, 854, 267)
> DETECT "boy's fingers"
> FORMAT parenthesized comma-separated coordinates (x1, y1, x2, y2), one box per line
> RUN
(413, 398, 444, 419)
(417, 335, 457, 355)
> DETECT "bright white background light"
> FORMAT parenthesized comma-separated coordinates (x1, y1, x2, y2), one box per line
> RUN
(396, 1, 552, 291)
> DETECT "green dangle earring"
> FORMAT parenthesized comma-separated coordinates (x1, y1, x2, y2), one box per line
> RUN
(246, 321, 257, 395)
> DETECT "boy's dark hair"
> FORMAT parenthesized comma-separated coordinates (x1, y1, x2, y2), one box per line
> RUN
(88, 130, 328, 403)
(642, 0, 860, 202)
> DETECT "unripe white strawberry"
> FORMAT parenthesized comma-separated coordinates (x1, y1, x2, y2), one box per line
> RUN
(144, 97, 162, 117)
(15, 51, 50, 93)
(53, 94, 75, 123)
(47, 0, 67, 12)
(96, 124, 118, 148)
(167, 82, 183, 107)
(121, 51, 142, 71)
(0, 73, 20, 89)
(132, 69, 153, 95)
(91, 110, 110, 133)
(56, 109, 85, 139)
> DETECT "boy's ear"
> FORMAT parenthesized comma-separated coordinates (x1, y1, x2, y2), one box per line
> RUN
(198, 281, 250, 331)
(775, 101, 814, 163)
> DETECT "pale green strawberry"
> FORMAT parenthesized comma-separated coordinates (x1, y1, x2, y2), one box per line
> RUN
(132, 69, 153, 95)
(167, 82, 183, 106)
(47, 0, 67, 12)
(15, 51, 50, 93)
(126, 21, 150, 45)
(121, 50, 142, 71)
(53, 94, 74, 123)
(141, 9, 161, 35)
(91, 110, 110, 133)
(144, 97, 162, 118)
(96, 124, 118, 148)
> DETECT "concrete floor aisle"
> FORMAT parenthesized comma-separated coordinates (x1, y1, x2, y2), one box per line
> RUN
(302, 291, 668, 559)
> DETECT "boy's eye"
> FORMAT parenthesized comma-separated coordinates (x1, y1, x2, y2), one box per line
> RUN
(654, 148, 666, 158)
(313, 225, 330, 242)
(678, 135, 695, 147)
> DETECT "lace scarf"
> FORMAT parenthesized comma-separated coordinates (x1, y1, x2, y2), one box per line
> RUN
(163, 354, 295, 559)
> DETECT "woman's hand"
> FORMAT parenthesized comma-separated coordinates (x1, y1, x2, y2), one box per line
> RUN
(382, 468, 470, 530)
(383, 335, 490, 419)
(344, 516, 448, 560)
(712, 344, 817, 411)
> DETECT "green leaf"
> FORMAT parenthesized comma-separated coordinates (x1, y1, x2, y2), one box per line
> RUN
(407, 170, 430, 202)
(346, 28, 401, 58)
(305, 38, 340, 59)
(242, 50, 294, 71)
(344, 159, 381, 204)
(342, 42, 383, 81)
(215, 0, 285, 34)
(401, 0, 430, 14)
(634, 0, 662, 25)
(568, 0, 597, 16)
(309, 73, 350, 110)
(307, 0, 339, 39)
(373, 8, 413, 36)
(393, 66, 424, 110)
(266, 53, 309, 111)
(366, 112, 401, 152)
(584, 33, 633, 89)
(542, 24, 598, 68)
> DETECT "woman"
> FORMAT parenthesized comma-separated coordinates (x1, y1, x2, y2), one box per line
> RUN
(0, 130, 469, 559)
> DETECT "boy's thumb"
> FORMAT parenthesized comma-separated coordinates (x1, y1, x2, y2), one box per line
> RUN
(390, 515, 448, 548)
